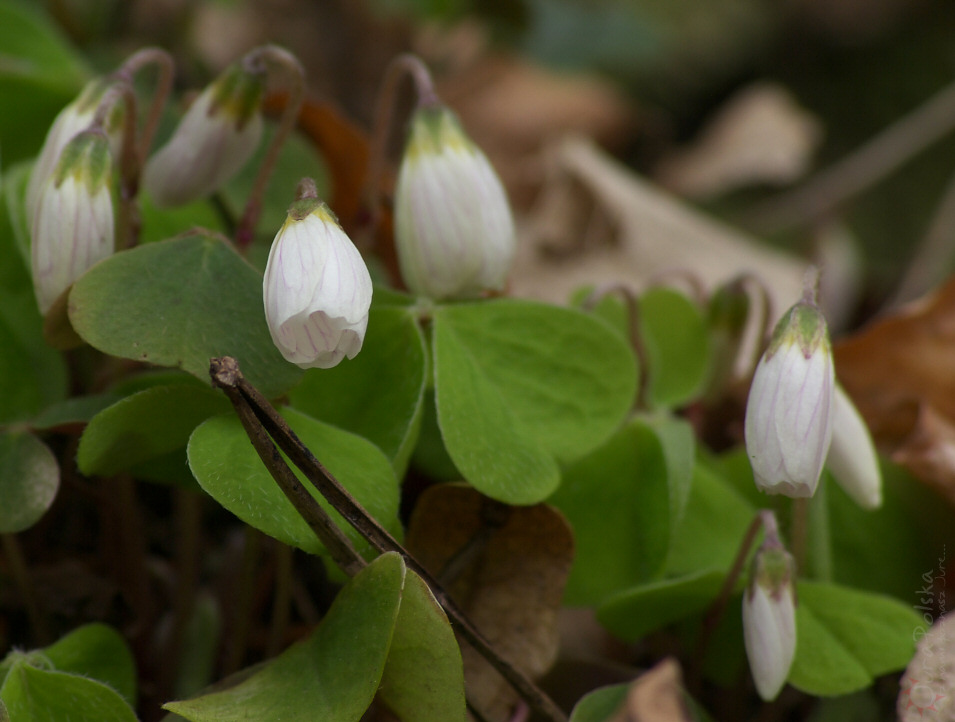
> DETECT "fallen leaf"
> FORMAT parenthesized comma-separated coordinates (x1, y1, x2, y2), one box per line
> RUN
(607, 658, 693, 722)
(512, 135, 808, 315)
(404, 483, 574, 722)
(431, 49, 637, 207)
(655, 82, 822, 199)
(834, 276, 955, 505)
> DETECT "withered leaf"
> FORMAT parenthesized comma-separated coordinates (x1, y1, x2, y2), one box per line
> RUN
(834, 276, 955, 505)
(404, 483, 574, 722)
(607, 658, 694, 722)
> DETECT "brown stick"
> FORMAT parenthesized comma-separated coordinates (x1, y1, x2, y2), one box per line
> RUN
(209, 356, 567, 722)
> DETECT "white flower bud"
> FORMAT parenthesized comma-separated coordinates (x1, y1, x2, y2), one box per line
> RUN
(263, 192, 373, 369)
(26, 78, 122, 229)
(744, 301, 834, 497)
(743, 545, 797, 701)
(826, 384, 882, 509)
(31, 130, 115, 315)
(394, 105, 515, 300)
(143, 62, 264, 207)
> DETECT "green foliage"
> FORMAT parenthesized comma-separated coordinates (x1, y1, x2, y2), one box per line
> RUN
(569, 684, 628, 722)
(789, 581, 921, 696)
(638, 287, 710, 408)
(553, 418, 675, 605)
(187, 408, 400, 557)
(289, 306, 427, 473)
(68, 232, 303, 398)
(0, 624, 138, 721)
(0, 431, 58, 533)
(0, 1, 88, 164)
(165, 553, 465, 722)
(433, 299, 637, 504)
(78, 384, 230, 476)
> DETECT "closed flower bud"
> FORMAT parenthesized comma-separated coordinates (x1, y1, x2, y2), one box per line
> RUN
(826, 384, 882, 509)
(263, 186, 372, 369)
(31, 129, 115, 314)
(394, 105, 515, 300)
(744, 300, 834, 497)
(143, 61, 265, 207)
(743, 545, 797, 701)
(26, 78, 123, 229)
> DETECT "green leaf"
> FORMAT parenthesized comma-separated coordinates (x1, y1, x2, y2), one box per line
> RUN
(221, 129, 329, 246)
(165, 552, 406, 722)
(289, 307, 427, 474)
(0, 2, 88, 165)
(639, 287, 709, 408)
(68, 232, 303, 398)
(29, 393, 121, 430)
(0, 663, 136, 722)
(551, 419, 671, 606)
(78, 384, 230, 476)
(377, 570, 466, 721)
(138, 194, 227, 246)
(827, 462, 952, 601)
(42, 624, 137, 707)
(187, 408, 400, 557)
(596, 569, 726, 643)
(433, 299, 636, 504)
(0, 293, 68, 425)
(0, 431, 59, 533)
(2, 161, 32, 273)
(569, 684, 628, 722)
(664, 464, 755, 578)
(788, 581, 921, 696)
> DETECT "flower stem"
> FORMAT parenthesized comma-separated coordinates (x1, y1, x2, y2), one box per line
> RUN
(361, 54, 440, 252)
(92, 82, 141, 248)
(115, 47, 174, 162)
(235, 45, 306, 251)
(692, 509, 778, 691)
(1, 533, 51, 645)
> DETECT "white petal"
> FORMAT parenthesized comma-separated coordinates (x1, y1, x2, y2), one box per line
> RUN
(743, 585, 797, 701)
(745, 341, 834, 497)
(144, 91, 263, 207)
(263, 209, 372, 369)
(826, 384, 882, 509)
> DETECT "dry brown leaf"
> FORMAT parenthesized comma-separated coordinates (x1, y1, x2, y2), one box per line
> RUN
(512, 135, 808, 313)
(834, 276, 955, 505)
(404, 483, 574, 722)
(898, 614, 955, 720)
(431, 52, 637, 207)
(656, 83, 822, 199)
(607, 658, 693, 722)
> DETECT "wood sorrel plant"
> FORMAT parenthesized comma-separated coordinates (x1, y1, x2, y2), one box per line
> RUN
(0, 12, 939, 722)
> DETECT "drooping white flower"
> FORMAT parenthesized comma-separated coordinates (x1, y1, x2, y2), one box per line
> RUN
(143, 61, 264, 207)
(26, 78, 122, 229)
(743, 544, 797, 701)
(394, 104, 515, 300)
(826, 383, 882, 509)
(263, 187, 372, 369)
(31, 129, 115, 315)
(744, 300, 834, 497)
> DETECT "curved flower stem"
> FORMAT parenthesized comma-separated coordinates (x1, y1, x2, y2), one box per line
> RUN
(115, 47, 174, 162)
(235, 45, 306, 251)
(92, 82, 141, 249)
(362, 54, 440, 250)
(209, 356, 568, 722)
(581, 283, 649, 410)
(691, 509, 779, 693)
